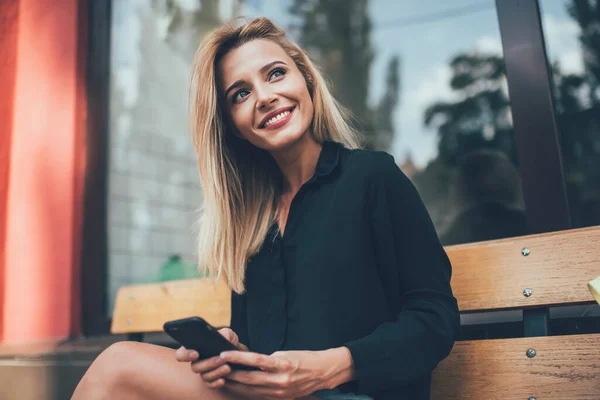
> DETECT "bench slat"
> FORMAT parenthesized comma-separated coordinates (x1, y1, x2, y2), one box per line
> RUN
(447, 226, 600, 312)
(431, 333, 600, 399)
(110, 279, 231, 334)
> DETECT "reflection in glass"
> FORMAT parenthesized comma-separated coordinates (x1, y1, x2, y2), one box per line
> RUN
(541, 0, 600, 229)
(289, 0, 399, 150)
(412, 48, 522, 245)
(288, 1, 527, 245)
(106, 0, 244, 313)
(439, 149, 526, 246)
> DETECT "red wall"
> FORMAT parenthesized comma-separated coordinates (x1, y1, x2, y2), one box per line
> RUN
(1, 0, 86, 344)
(0, 0, 20, 343)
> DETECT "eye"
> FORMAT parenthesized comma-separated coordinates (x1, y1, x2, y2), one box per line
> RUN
(269, 68, 287, 80)
(232, 89, 250, 103)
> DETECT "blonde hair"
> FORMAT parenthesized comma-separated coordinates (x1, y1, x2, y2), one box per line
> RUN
(190, 17, 360, 293)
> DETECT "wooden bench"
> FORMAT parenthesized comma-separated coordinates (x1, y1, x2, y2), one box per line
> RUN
(111, 227, 600, 398)
(431, 226, 600, 399)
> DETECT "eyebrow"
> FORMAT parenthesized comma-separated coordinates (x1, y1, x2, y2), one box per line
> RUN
(224, 60, 288, 99)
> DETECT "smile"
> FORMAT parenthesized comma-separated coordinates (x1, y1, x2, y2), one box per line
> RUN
(259, 106, 295, 130)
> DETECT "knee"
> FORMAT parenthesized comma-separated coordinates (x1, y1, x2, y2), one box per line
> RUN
(95, 341, 140, 384)
(77, 341, 140, 396)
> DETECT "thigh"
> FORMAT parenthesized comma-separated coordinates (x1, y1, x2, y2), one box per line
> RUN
(73, 341, 244, 400)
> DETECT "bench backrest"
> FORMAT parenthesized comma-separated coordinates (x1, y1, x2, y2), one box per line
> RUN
(448, 226, 600, 312)
(432, 226, 600, 399)
(111, 278, 231, 334)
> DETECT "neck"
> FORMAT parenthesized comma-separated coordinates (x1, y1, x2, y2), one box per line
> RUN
(270, 134, 322, 195)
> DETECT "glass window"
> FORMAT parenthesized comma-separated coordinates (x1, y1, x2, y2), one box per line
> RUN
(106, 0, 529, 312)
(362, 1, 526, 246)
(540, 0, 600, 229)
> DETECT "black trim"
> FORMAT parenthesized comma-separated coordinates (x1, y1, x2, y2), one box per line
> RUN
(127, 333, 145, 342)
(523, 308, 550, 337)
(81, 0, 111, 336)
(495, 0, 571, 234)
(460, 315, 600, 341)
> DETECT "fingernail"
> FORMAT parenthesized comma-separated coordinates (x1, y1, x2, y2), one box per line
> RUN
(220, 352, 230, 358)
(190, 351, 199, 358)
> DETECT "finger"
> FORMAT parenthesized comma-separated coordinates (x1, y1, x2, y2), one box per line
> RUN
(226, 370, 272, 386)
(218, 328, 235, 341)
(200, 363, 231, 382)
(219, 351, 275, 370)
(238, 343, 250, 351)
(220, 351, 280, 371)
(206, 378, 226, 389)
(191, 356, 228, 374)
(175, 346, 199, 362)
(218, 328, 240, 347)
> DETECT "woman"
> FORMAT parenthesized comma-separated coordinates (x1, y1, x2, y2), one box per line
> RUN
(72, 17, 460, 400)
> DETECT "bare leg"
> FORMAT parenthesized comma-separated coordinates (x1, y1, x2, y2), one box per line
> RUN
(71, 341, 244, 400)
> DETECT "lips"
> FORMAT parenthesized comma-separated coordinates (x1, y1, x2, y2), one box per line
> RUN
(258, 106, 295, 129)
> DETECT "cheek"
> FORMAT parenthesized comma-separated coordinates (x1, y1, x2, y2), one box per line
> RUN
(230, 106, 254, 136)
(300, 88, 314, 121)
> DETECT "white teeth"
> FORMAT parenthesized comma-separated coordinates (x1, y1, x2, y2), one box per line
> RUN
(264, 110, 291, 127)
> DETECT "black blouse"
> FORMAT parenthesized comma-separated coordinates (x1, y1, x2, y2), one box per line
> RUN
(230, 141, 460, 400)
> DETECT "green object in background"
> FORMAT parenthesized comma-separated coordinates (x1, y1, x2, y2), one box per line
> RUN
(155, 254, 204, 282)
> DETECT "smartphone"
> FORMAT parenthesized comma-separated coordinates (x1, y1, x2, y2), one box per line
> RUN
(163, 316, 258, 371)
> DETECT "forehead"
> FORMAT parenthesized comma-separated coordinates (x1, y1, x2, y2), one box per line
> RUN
(219, 39, 293, 86)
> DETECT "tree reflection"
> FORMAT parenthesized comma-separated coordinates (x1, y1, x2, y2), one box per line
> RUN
(289, 0, 400, 150)
(423, 53, 515, 166)
(412, 0, 600, 240)
(413, 51, 519, 239)
(551, 0, 600, 228)
(567, 0, 600, 107)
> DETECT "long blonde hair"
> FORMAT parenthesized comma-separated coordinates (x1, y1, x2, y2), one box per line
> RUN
(190, 17, 360, 293)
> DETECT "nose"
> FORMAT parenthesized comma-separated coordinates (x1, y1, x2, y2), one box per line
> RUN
(255, 84, 277, 110)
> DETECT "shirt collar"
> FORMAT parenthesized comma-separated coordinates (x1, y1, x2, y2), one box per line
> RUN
(312, 141, 341, 181)
(266, 141, 341, 239)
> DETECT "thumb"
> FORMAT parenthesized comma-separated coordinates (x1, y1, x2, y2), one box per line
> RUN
(218, 328, 239, 346)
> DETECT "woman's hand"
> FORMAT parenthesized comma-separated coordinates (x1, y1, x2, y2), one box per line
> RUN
(219, 347, 355, 400)
(174, 328, 249, 389)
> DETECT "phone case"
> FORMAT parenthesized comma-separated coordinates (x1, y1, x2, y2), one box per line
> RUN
(163, 316, 258, 371)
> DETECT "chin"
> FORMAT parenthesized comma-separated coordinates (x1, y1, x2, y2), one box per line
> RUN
(257, 126, 309, 152)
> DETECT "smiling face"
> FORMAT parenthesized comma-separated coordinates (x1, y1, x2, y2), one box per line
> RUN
(218, 39, 314, 152)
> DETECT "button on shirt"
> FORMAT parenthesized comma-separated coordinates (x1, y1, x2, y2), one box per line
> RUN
(230, 141, 461, 400)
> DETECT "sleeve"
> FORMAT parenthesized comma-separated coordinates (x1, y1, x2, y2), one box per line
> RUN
(230, 290, 250, 349)
(344, 153, 461, 393)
